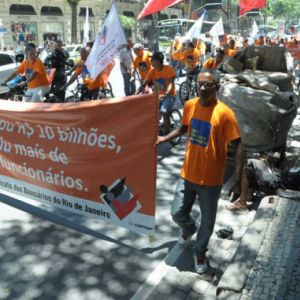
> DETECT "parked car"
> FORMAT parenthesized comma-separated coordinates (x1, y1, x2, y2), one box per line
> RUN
(0, 52, 18, 96)
(64, 44, 82, 66)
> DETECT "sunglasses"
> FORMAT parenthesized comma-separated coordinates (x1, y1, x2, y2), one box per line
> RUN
(197, 81, 217, 89)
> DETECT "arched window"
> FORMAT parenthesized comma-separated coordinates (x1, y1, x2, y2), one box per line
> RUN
(79, 7, 95, 17)
(41, 6, 63, 16)
(9, 4, 36, 15)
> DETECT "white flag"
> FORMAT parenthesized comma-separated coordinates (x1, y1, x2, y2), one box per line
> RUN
(184, 13, 205, 41)
(251, 20, 259, 38)
(209, 17, 224, 38)
(86, 3, 126, 80)
(82, 6, 90, 47)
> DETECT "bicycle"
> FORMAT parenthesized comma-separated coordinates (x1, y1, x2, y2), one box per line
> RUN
(158, 107, 183, 146)
(2, 82, 27, 101)
(65, 77, 114, 103)
(178, 65, 201, 105)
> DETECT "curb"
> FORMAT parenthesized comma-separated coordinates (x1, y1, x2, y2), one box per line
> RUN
(216, 195, 279, 296)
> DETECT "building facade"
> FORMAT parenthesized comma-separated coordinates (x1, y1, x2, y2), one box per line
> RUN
(0, 0, 183, 48)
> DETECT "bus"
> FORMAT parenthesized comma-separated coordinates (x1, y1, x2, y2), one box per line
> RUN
(156, 18, 217, 54)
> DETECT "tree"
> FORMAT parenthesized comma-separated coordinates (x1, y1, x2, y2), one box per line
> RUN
(268, 0, 300, 23)
(119, 15, 136, 30)
(67, 0, 81, 44)
(119, 15, 136, 39)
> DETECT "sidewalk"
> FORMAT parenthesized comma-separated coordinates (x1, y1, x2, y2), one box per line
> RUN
(138, 102, 300, 300)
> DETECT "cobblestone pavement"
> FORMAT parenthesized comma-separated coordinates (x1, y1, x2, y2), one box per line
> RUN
(240, 198, 300, 300)
(240, 104, 300, 300)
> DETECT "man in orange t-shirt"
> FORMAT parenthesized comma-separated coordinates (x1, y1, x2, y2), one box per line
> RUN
(136, 51, 176, 134)
(156, 71, 244, 274)
(132, 43, 152, 81)
(3, 43, 50, 102)
(202, 48, 225, 70)
(226, 39, 238, 57)
(63, 46, 112, 100)
(170, 34, 182, 64)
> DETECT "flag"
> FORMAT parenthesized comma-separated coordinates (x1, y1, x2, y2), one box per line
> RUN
(82, 6, 90, 47)
(85, 3, 126, 80)
(138, 0, 183, 20)
(184, 13, 205, 41)
(209, 17, 224, 38)
(239, 0, 266, 15)
(251, 20, 259, 38)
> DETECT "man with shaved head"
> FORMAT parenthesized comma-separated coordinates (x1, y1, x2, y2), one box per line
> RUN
(156, 71, 244, 274)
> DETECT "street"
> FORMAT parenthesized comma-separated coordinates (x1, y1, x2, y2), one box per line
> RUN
(0, 63, 186, 300)
(0, 56, 300, 300)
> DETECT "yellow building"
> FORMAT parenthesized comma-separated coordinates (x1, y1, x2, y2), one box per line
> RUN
(0, 0, 182, 48)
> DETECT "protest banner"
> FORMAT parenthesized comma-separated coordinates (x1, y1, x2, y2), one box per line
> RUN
(0, 95, 158, 235)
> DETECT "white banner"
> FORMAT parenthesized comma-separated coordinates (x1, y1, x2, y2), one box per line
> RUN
(209, 17, 224, 38)
(85, 3, 126, 80)
(251, 20, 259, 38)
(184, 13, 205, 41)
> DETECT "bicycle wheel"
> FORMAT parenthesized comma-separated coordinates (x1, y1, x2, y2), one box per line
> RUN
(107, 82, 114, 97)
(179, 80, 190, 105)
(169, 109, 182, 145)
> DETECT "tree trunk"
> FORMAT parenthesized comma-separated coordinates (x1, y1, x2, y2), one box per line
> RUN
(67, 1, 78, 44)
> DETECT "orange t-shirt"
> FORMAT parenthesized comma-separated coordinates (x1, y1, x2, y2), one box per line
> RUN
(171, 41, 182, 60)
(197, 41, 206, 56)
(145, 65, 176, 96)
(180, 98, 240, 186)
(227, 49, 238, 57)
(133, 51, 152, 80)
(75, 60, 106, 90)
(18, 58, 49, 89)
(182, 49, 200, 70)
(203, 57, 220, 69)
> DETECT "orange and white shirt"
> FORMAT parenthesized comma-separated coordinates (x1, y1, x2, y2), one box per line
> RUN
(180, 98, 240, 186)
(18, 58, 49, 89)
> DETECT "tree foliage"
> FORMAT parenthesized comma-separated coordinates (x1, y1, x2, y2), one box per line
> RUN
(270, 0, 300, 21)
(119, 15, 136, 30)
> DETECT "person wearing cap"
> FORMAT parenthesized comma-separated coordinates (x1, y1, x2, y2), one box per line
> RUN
(132, 43, 152, 81)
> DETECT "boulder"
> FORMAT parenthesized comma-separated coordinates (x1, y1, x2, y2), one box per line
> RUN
(218, 82, 297, 152)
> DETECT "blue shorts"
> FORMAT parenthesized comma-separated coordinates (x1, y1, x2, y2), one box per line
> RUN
(160, 95, 175, 114)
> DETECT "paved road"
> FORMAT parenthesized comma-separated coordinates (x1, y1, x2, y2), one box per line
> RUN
(0, 62, 187, 300)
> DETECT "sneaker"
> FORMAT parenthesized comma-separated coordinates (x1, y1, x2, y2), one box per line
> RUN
(194, 255, 208, 274)
(178, 226, 198, 245)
